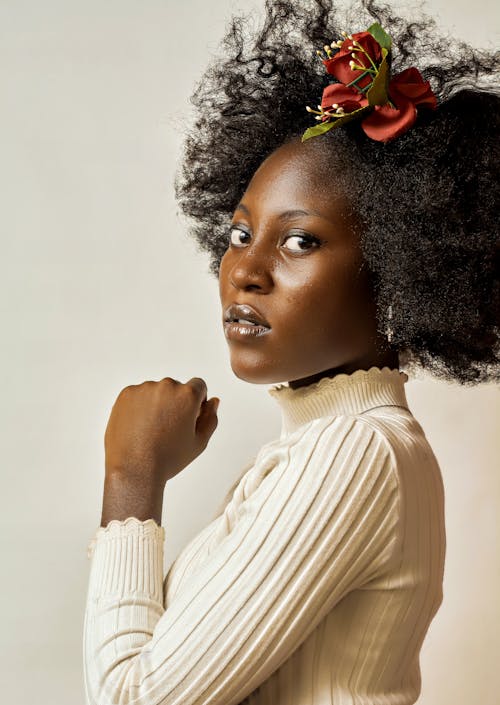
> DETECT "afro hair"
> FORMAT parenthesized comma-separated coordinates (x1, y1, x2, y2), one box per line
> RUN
(175, 0, 500, 385)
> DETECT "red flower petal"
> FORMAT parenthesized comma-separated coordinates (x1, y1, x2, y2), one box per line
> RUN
(361, 97, 417, 142)
(321, 83, 367, 109)
(323, 31, 382, 89)
(389, 68, 437, 109)
(343, 31, 382, 62)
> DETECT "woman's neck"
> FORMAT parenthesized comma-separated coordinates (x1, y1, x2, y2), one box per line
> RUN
(287, 350, 400, 390)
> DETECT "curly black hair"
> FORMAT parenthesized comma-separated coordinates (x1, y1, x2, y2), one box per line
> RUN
(174, 0, 500, 385)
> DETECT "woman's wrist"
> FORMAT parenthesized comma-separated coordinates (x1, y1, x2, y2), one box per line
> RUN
(100, 471, 165, 528)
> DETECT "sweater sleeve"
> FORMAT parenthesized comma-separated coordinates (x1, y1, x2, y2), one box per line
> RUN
(83, 415, 401, 705)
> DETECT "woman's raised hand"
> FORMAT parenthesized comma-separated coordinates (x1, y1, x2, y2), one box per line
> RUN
(104, 377, 220, 487)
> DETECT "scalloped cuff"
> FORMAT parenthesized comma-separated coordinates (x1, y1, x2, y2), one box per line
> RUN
(86, 517, 165, 601)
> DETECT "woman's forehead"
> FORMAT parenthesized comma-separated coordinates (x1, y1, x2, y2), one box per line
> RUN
(241, 139, 352, 221)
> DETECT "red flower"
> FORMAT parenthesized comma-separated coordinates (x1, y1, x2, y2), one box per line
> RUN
(323, 31, 382, 90)
(361, 67, 437, 141)
(320, 83, 368, 120)
(302, 23, 439, 145)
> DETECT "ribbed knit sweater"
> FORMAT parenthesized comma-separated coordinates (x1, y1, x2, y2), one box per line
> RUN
(84, 366, 446, 705)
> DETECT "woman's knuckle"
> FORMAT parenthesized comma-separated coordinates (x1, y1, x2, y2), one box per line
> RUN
(189, 377, 207, 394)
(160, 376, 179, 386)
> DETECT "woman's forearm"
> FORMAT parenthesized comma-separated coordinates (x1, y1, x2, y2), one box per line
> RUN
(100, 471, 164, 527)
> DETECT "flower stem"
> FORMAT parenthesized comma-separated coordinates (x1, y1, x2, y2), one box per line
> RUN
(353, 43, 379, 73)
(346, 69, 374, 91)
(350, 63, 376, 74)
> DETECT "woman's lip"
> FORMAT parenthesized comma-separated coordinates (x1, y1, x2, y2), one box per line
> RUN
(224, 321, 271, 340)
(224, 303, 270, 328)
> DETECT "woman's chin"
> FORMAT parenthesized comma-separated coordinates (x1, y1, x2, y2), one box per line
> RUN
(231, 368, 274, 385)
(229, 360, 287, 386)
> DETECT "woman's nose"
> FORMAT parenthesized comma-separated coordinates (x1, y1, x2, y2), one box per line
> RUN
(228, 243, 274, 291)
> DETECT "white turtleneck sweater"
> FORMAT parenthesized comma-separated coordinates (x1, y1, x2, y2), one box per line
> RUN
(84, 366, 446, 705)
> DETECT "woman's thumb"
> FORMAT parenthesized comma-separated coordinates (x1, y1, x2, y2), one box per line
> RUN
(195, 396, 220, 437)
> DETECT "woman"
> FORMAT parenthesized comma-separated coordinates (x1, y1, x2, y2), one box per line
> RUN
(83, 1, 499, 703)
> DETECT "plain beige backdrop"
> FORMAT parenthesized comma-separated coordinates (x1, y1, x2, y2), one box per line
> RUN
(0, 0, 498, 702)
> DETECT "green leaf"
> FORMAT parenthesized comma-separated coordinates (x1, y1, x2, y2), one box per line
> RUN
(367, 50, 390, 106)
(367, 22, 392, 51)
(301, 121, 338, 141)
(301, 106, 371, 142)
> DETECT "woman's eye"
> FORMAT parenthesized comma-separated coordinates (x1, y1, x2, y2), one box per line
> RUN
(228, 227, 250, 247)
(227, 226, 321, 253)
(283, 233, 321, 252)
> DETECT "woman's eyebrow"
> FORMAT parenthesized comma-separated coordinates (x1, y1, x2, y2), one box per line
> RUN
(234, 202, 250, 216)
(234, 203, 328, 221)
(277, 208, 327, 221)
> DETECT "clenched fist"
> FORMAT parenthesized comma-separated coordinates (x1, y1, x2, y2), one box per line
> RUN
(104, 376, 220, 487)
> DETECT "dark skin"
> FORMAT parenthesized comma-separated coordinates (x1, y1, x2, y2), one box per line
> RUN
(100, 137, 398, 527)
(219, 138, 399, 389)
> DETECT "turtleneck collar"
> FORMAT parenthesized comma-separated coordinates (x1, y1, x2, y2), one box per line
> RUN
(267, 366, 410, 437)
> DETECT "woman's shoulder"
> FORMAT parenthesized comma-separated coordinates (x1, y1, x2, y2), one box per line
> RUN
(282, 408, 427, 456)
(289, 409, 444, 501)
(350, 406, 439, 464)
(346, 408, 445, 513)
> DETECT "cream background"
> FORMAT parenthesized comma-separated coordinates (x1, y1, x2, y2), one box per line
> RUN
(0, 0, 498, 702)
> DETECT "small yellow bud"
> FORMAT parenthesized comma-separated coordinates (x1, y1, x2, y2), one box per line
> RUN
(341, 30, 348, 36)
(315, 116, 322, 121)
(351, 52, 356, 58)
(305, 105, 313, 112)
(332, 103, 338, 108)
(349, 60, 355, 69)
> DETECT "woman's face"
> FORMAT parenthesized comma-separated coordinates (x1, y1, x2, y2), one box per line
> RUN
(218, 138, 395, 388)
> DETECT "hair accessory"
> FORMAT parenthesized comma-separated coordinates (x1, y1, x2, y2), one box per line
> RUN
(302, 22, 437, 143)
